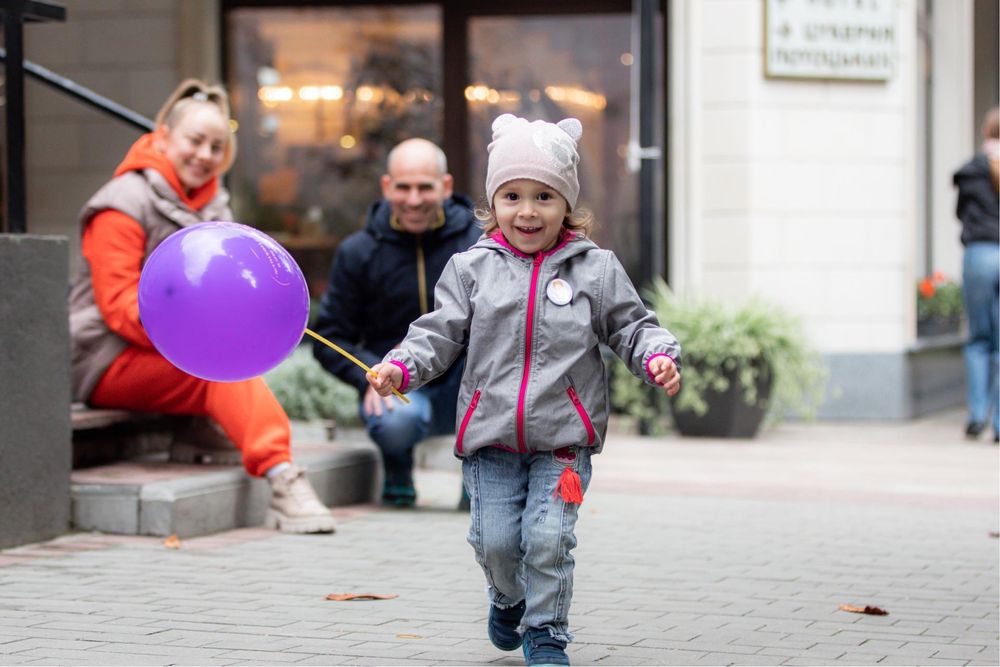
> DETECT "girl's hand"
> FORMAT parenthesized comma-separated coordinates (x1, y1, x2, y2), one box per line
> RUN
(367, 362, 403, 397)
(649, 356, 681, 397)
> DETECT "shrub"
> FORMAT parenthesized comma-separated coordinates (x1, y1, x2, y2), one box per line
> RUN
(264, 345, 361, 424)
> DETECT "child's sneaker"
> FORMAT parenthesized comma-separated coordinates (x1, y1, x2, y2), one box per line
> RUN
(487, 600, 525, 651)
(522, 627, 569, 666)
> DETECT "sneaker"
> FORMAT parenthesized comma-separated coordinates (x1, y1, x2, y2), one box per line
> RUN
(266, 464, 336, 533)
(522, 628, 569, 666)
(487, 600, 525, 651)
(382, 483, 417, 508)
(965, 421, 985, 438)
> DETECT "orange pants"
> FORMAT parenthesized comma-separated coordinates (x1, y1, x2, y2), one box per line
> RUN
(90, 347, 291, 477)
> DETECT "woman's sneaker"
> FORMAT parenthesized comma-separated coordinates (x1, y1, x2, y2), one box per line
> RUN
(522, 627, 569, 666)
(488, 600, 525, 651)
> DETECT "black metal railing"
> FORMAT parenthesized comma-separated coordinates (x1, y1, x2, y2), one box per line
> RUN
(0, 0, 153, 234)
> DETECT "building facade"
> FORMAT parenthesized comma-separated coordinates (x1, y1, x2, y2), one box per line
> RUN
(16, 0, 998, 419)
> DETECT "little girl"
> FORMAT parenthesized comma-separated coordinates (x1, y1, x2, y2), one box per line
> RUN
(369, 114, 681, 666)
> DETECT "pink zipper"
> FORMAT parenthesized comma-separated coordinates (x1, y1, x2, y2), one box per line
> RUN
(516, 254, 544, 453)
(456, 389, 481, 455)
(566, 386, 596, 446)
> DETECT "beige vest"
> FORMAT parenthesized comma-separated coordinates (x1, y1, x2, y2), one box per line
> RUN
(68, 169, 232, 401)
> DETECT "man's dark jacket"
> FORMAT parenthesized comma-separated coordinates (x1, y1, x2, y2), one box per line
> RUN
(313, 195, 481, 393)
(954, 152, 999, 246)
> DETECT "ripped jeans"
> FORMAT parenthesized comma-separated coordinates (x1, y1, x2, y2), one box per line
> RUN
(462, 445, 593, 643)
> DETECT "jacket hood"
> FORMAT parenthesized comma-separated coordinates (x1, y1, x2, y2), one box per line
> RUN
(363, 194, 478, 245)
(114, 133, 219, 211)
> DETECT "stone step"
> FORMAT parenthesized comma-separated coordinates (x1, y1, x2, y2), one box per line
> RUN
(70, 432, 379, 538)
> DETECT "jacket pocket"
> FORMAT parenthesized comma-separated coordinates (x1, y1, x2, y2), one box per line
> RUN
(456, 388, 482, 455)
(566, 385, 596, 447)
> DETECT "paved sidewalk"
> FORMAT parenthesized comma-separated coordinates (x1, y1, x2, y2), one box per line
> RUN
(1, 409, 997, 666)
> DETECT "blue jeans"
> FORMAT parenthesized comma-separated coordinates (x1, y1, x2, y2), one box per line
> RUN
(463, 446, 593, 644)
(361, 366, 460, 487)
(962, 242, 999, 435)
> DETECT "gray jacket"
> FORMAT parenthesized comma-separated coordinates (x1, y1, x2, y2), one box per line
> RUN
(385, 231, 681, 457)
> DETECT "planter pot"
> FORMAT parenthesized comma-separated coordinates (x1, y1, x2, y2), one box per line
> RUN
(917, 315, 961, 338)
(670, 362, 773, 439)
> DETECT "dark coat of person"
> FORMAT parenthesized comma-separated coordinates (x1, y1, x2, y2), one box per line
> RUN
(954, 152, 1000, 246)
(312, 194, 481, 393)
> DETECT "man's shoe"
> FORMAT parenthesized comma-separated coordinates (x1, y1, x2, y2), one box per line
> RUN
(487, 600, 525, 651)
(522, 627, 569, 665)
(965, 421, 985, 438)
(266, 465, 336, 533)
(382, 484, 417, 508)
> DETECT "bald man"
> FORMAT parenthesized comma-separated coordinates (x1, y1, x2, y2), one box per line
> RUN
(313, 139, 481, 508)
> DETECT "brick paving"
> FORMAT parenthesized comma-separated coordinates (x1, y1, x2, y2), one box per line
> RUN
(1, 409, 997, 666)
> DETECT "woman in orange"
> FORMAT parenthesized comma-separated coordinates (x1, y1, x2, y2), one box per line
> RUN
(69, 79, 335, 533)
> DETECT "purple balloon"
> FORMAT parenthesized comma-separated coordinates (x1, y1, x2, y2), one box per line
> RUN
(138, 222, 309, 382)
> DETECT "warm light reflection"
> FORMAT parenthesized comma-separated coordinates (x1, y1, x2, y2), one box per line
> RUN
(339, 135, 357, 149)
(544, 85, 607, 110)
(465, 83, 606, 110)
(258, 86, 294, 103)
(298, 85, 343, 101)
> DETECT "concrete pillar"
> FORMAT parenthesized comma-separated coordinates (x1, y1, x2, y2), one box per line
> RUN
(0, 235, 71, 549)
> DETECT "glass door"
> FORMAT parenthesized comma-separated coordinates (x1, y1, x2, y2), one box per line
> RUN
(466, 12, 663, 278)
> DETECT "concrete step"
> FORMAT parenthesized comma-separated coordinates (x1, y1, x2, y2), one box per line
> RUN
(70, 430, 379, 538)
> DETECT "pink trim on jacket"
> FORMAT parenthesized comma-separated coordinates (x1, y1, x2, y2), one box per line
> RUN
(517, 253, 544, 453)
(390, 360, 410, 392)
(645, 353, 676, 385)
(489, 228, 577, 259)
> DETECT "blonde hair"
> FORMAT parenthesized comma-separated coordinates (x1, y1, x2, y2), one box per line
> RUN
(475, 200, 596, 239)
(155, 79, 237, 173)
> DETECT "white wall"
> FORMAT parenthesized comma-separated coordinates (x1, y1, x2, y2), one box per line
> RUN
(929, 0, 975, 281)
(671, 0, 927, 355)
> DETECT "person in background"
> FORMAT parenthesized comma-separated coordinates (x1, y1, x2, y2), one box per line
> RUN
(312, 139, 481, 508)
(69, 79, 337, 533)
(953, 106, 1000, 443)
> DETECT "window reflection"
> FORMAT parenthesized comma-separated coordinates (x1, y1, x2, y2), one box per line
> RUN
(227, 6, 442, 293)
(467, 14, 644, 277)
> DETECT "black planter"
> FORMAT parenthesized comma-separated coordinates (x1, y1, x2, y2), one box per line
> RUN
(671, 362, 773, 438)
(917, 315, 961, 338)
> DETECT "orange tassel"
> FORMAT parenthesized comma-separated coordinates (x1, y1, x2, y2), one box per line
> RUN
(555, 467, 584, 504)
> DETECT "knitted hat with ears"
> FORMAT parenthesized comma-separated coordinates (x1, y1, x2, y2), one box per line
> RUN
(485, 114, 583, 210)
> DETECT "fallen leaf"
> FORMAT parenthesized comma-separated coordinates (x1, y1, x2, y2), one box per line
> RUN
(839, 603, 888, 616)
(325, 593, 398, 601)
(163, 534, 181, 550)
(989, 531, 999, 538)
(396, 634, 423, 640)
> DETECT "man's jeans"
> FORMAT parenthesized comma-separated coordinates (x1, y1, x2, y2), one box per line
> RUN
(361, 368, 460, 487)
(962, 241, 999, 435)
(462, 446, 593, 644)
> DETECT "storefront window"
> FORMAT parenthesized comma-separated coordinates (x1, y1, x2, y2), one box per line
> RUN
(226, 6, 442, 293)
(467, 14, 645, 276)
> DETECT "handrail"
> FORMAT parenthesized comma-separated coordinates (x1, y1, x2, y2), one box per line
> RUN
(0, 47, 153, 132)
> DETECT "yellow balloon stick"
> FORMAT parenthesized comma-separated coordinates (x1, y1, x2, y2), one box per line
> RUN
(304, 328, 410, 404)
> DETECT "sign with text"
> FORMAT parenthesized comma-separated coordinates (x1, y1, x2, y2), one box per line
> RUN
(765, 0, 896, 81)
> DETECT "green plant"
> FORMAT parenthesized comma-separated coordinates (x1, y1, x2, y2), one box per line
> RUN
(610, 278, 827, 433)
(264, 345, 361, 424)
(917, 272, 963, 320)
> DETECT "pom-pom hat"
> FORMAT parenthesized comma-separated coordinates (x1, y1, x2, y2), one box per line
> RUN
(486, 114, 583, 210)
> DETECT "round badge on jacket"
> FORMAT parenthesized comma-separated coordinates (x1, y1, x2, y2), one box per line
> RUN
(546, 278, 573, 306)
